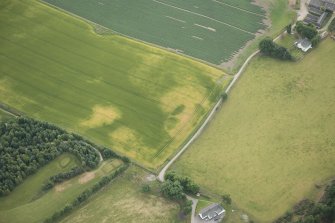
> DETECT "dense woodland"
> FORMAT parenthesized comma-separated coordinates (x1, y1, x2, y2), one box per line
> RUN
(0, 117, 101, 196)
(274, 180, 335, 223)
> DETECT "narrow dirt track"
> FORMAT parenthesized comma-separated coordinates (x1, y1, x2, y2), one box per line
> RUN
(157, 31, 285, 222)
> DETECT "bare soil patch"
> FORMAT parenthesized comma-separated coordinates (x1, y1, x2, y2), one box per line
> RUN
(79, 172, 96, 184)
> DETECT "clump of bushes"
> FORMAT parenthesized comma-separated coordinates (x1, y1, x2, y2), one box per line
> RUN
(221, 193, 232, 205)
(164, 172, 200, 195)
(141, 184, 151, 193)
(296, 21, 320, 46)
(259, 38, 293, 61)
(160, 172, 199, 217)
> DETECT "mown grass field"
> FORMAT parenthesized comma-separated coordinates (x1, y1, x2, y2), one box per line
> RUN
(43, 0, 267, 65)
(0, 154, 123, 223)
(172, 39, 335, 222)
(61, 165, 184, 223)
(0, 0, 228, 169)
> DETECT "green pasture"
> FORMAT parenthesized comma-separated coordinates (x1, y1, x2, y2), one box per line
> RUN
(43, 0, 266, 65)
(0, 155, 123, 223)
(61, 165, 183, 223)
(172, 39, 335, 222)
(0, 0, 227, 169)
(0, 110, 14, 121)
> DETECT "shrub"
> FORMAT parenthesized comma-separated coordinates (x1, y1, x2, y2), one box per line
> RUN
(164, 172, 200, 195)
(221, 194, 232, 205)
(182, 200, 193, 215)
(141, 184, 151, 193)
(259, 38, 293, 61)
(160, 180, 185, 200)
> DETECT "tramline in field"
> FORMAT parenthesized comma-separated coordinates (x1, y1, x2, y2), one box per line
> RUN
(43, 0, 267, 65)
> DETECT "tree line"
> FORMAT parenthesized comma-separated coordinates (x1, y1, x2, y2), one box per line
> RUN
(0, 117, 128, 196)
(160, 172, 200, 215)
(274, 180, 335, 223)
(43, 164, 129, 223)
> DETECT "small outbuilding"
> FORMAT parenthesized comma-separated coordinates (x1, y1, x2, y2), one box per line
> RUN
(198, 203, 225, 221)
(295, 38, 313, 52)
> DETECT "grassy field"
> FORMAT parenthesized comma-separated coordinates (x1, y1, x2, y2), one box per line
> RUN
(0, 154, 123, 223)
(61, 165, 184, 223)
(0, 110, 14, 121)
(43, 0, 266, 65)
(172, 39, 335, 222)
(0, 0, 228, 169)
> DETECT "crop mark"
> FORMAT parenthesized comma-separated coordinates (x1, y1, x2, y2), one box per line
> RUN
(192, 36, 203, 40)
(165, 16, 186, 23)
(194, 23, 216, 32)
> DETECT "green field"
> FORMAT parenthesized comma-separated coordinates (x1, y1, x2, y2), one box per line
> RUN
(43, 0, 267, 65)
(0, 110, 14, 121)
(61, 165, 184, 223)
(172, 39, 335, 222)
(0, 0, 228, 169)
(0, 154, 123, 223)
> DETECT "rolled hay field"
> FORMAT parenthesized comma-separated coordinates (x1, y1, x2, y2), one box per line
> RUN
(0, 0, 230, 169)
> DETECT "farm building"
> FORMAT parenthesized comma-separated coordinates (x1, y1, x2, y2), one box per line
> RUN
(303, 11, 329, 28)
(308, 0, 335, 12)
(198, 203, 225, 221)
(303, 0, 334, 28)
(295, 38, 313, 52)
(304, 0, 335, 29)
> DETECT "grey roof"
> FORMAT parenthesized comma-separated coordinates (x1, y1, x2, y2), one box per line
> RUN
(309, 0, 335, 11)
(298, 38, 312, 48)
(199, 203, 225, 220)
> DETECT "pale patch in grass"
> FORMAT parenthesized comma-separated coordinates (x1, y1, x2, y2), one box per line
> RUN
(80, 105, 121, 128)
(55, 181, 72, 192)
(79, 172, 96, 184)
(112, 196, 176, 218)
